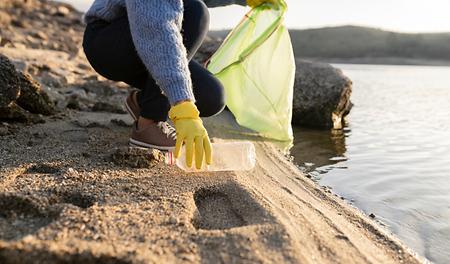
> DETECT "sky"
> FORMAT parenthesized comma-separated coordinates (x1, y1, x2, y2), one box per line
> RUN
(64, 0, 450, 33)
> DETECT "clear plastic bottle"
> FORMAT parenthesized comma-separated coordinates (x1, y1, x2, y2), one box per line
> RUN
(165, 141, 256, 172)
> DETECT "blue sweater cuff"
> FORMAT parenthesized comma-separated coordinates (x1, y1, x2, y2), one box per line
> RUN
(161, 76, 196, 105)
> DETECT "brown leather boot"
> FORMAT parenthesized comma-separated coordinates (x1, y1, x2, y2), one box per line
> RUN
(125, 90, 140, 121)
(129, 121, 176, 151)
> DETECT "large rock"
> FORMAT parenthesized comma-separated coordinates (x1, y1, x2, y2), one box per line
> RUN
(16, 71, 55, 115)
(0, 54, 20, 107)
(292, 60, 352, 129)
(0, 53, 55, 122)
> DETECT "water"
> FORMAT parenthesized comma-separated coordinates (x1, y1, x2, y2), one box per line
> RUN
(291, 64, 450, 263)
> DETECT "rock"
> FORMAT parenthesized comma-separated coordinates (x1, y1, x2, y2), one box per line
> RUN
(41, 85, 66, 110)
(53, 6, 70, 17)
(1, 53, 55, 122)
(292, 60, 353, 129)
(34, 31, 48, 41)
(0, 54, 20, 108)
(111, 147, 165, 168)
(0, 10, 12, 25)
(0, 37, 12, 47)
(0, 123, 9, 136)
(92, 101, 126, 114)
(73, 117, 109, 128)
(15, 71, 55, 115)
(111, 118, 133, 127)
(0, 102, 44, 123)
(11, 19, 29, 28)
(64, 88, 91, 110)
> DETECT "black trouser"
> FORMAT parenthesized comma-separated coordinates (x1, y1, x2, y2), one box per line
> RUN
(82, 0, 225, 121)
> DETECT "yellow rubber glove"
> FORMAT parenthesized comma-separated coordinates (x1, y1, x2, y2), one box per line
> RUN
(169, 101, 212, 169)
(247, 0, 276, 8)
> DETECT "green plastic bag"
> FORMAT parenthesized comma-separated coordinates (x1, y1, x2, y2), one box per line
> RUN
(207, 0, 295, 141)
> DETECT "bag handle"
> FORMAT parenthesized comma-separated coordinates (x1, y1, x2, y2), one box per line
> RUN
(207, 1, 287, 74)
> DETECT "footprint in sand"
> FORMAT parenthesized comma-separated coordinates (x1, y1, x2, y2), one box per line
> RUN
(0, 194, 59, 241)
(56, 191, 96, 209)
(192, 184, 274, 230)
(26, 163, 61, 174)
(193, 188, 246, 230)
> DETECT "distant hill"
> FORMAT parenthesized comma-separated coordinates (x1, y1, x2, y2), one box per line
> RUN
(209, 26, 450, 65)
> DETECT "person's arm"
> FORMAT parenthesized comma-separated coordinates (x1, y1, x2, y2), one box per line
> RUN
(202, 0, 246, 8)
(125, 0, 195, 105)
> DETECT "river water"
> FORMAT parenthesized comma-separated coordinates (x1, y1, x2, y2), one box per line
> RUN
(291, 64, 450, 263)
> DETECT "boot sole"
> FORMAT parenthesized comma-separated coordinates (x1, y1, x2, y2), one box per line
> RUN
(129, 138, 175, 151)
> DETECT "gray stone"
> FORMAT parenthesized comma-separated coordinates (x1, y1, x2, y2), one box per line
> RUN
(292, 60, 352, 129)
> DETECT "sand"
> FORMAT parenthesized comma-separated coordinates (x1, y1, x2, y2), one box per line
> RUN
(0, 106, 425, 263)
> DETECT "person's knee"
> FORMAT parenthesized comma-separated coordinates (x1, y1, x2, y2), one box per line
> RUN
(198, 80, 226, 117)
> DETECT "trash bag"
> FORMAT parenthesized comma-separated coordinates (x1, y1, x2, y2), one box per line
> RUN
(207, 0, 295, 141)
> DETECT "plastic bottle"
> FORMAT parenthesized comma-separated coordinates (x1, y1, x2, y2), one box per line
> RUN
(165, 141, 256, 172)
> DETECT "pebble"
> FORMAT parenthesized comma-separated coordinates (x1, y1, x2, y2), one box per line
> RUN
(0, 126, 9, 136)
(34, 31, 48, 41)
(54, 6, 70, 17)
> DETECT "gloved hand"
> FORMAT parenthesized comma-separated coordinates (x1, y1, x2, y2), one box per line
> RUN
(247, 0, 276, 8)
(169, 101, 212, 169)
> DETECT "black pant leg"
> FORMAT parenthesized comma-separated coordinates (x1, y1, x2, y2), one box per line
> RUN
(182, 0, 210, 61)
(189, 61, 225, 117)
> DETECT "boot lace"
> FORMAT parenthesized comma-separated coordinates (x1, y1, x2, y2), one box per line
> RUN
(157, 122, 177, 140)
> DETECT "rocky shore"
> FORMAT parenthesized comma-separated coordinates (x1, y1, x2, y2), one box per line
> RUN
(0, 0, 422, 263)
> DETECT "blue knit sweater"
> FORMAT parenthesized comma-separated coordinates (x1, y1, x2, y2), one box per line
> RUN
(84, 0, 246, 105)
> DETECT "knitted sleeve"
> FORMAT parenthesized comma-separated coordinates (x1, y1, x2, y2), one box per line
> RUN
(202, 0, 246, 8)
(125, 0, 195, 105)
